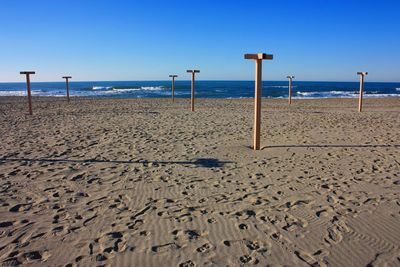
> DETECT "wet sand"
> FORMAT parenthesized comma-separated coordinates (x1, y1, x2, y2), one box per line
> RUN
(0, 96, 399, 266)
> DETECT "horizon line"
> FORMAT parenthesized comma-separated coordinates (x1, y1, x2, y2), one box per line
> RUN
(1, 79, 399, 83)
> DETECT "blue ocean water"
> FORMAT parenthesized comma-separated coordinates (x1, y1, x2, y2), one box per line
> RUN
(0, 81, 399, 99)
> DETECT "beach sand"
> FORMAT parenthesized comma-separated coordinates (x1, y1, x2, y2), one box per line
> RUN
(0, 96, 399, 266)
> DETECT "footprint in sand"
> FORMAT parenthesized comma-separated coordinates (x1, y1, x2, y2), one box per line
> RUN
(178, 259, 196, 267)
(70, 173, 85, 182)
(246, 240, 261, 250)
(127, 219, 143, 230)
(51, 225, 65, 236)
(223, 239, 266, 254)
(172, 229, 201, 242)
(234, 210, 256, 220)
(9, 203, 32, 212)
(238, 223, 248, 230)
(0, 221, 14, 227)
(324, 226, 343, 245)
(151, 242, 181, 253)
(2, 250, 51, 265)
(294, 250, 324, 267)
(196, 243, 212, 253)
(23, 251, 46, 261)
(85, 231, 127, 262)
(325, 219, 350, 245)
(99, 231, 127, 255)
(239, 255, 259, 264)
(204, 216, 216, 224)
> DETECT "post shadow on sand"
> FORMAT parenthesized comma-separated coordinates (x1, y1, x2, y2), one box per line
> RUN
(243, 144, 399, 150)
(262, 144, 399, 149)
(0, 157, 233, 168)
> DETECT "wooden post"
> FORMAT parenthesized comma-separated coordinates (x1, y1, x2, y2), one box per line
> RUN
(244, 53, 273, 150)
(286, 75, 295, 105)
(169, 75, 178, 102)
(357, 72, 368, 112)
(62, 76, 72, 103)
(20, 71, 35, 115)
(186, 70, 200, 111)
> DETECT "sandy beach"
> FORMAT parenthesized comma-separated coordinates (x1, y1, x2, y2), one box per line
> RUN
(0, 96, 399, 266)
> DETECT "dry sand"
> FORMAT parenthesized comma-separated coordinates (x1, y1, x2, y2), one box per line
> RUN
(0, 96, 399, 267)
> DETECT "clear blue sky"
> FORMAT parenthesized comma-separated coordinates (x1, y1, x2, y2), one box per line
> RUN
(1, 0, 399, 82)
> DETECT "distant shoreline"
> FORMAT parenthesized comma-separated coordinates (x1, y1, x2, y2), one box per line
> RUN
(0, 96, 399, 100)
(1, 81, 399, 98)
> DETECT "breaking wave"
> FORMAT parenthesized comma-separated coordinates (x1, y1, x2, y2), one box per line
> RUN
(295, 90, 399, 98)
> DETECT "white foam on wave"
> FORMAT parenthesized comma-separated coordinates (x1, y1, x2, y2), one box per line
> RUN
(0, 90, 27, 96)
(0, 90, 65, 97)
(108, 86, 166, 93)
(363, 93, 400, 98)
(296, 91, 358, 97)
(295, 90, 399, 99)
(396, 88, 400, 91)
(92, 86, 113, 90)
(140, 86, 166, 90)
(108, 88, 140, 93)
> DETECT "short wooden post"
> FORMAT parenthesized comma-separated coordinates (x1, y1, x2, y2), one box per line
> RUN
(20, 71, 35, 115)
(357, 72, 368, 112)
(286, 75, 295, 105)
(186, 70, 200, 111)
(62, 76, 72, 103)
(244, 53, 273, 150)
(169, 75, 178, 102)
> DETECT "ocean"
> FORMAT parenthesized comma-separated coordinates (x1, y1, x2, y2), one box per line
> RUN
(0, 81, 399, 99)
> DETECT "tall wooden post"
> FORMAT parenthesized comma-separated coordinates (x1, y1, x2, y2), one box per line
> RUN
(186, 70, 200, 111)
(20, 71, 35, 115)
(62, 76, 72, 103)
(169, 75, 178, 102)
(287, 75, 295, 105)
(357, 72, 368, 112)
(244, 53, 273, 150)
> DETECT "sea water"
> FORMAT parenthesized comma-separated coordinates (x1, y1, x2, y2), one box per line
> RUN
(0, 81, 399, 99)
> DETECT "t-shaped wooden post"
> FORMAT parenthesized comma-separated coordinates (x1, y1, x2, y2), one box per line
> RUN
(62, 76, 72, 103)
(186, 70, 200, 111)
(286, 75, 295, 105)
(357, 72, 368, 112)
(244, 53, 273, 150)
(169, 75, 178, 102)
(20, 71, 35, 115)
